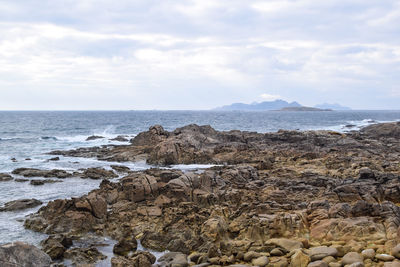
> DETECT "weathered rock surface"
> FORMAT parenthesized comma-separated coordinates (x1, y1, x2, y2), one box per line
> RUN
(20, 122, 400, 266)
(111, 251, 155, 267)
(80, 167, 118, 179)
(0, 199, 42, 212)
(0, 242, 52, 267)
(341, 252, 363, 265)
(63, 246, 106, 264)
(12, 168, 72, 178)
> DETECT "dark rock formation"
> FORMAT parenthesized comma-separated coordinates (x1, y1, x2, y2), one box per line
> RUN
(0, 242, 52, 267)
(0, 199, 42, 212)
(21, 122, 400, 266)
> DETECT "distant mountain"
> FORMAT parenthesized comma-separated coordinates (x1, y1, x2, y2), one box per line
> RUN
(280, 106, 332, 111)
(314, 103, 351, 110)
(215, 99, 302, 111)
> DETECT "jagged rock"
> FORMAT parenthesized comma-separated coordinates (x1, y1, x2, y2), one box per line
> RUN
(113, 238, 137, 256)
(41, 236, 67, 260)
(0, 199, 42, 212)
(63, 247, 106, 264)
(0, 242, 52, 267)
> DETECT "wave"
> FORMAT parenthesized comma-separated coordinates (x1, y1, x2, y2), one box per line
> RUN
(0, 137, 37, 143)
(324, 118, 399, 133)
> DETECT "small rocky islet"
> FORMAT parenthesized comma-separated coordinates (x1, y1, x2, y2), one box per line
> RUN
(1, 122, 400, 266)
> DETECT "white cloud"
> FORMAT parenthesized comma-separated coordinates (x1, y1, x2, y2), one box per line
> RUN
(260, 93, 282, 101)
(0, 1, 399, 109)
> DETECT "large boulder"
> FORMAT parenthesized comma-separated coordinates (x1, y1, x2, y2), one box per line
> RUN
(0, 242, 52, 267)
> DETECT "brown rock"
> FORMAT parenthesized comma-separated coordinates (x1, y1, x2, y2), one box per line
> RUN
(308, 261, 328, 267)
(0, 198, 42, 212)
(341, 252, 363, 265)
(290, 250, 310, 267)
(113, 238, 137, 256)
(0, 242, 52, 267)
(392, 244, 400, 259)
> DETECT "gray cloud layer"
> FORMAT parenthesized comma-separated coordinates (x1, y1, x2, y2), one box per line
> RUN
(0, 0, 399, 109)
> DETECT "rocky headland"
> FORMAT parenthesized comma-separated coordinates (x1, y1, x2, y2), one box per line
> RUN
(4, 122, 400, 266)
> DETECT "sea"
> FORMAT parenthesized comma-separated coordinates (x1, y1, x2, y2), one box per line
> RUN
(0, 110, 399, 263)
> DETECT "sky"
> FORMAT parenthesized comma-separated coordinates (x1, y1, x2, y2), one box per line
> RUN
(0, 0, 399, 110)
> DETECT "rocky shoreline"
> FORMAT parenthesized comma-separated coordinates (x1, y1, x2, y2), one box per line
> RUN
(1, 122, 400, 266)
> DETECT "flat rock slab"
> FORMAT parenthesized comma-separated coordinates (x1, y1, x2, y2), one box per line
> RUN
(0, 198, 43, 212)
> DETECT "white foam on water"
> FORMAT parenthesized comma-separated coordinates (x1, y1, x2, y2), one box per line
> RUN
(307, 118, 400, 133)
(164, 164, 220, 171)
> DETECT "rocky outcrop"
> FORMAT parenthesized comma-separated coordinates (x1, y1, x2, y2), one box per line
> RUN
(22, 122, 400, 265)
(361, 121, 400, 139)
(0, 242, 52, 267)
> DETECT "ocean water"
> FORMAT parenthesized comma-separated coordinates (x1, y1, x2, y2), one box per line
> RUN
(0, 110, 399, 260)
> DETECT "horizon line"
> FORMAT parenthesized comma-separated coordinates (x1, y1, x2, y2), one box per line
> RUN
(0, 109, 399, 112)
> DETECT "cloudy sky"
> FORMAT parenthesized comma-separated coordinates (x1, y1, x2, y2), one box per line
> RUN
(0, 0, 399, 110)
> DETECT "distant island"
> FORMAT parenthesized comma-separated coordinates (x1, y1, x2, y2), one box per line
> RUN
(314, 103, 351, 110)
(280, 106, 331, 111)
(214, 99, 351, 111)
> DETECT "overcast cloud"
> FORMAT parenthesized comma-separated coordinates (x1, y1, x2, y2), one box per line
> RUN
(0, 0, 399, 110)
